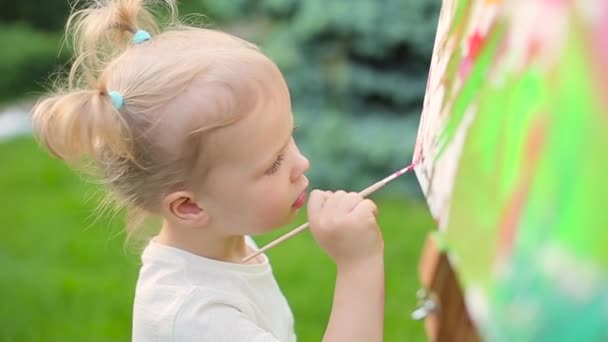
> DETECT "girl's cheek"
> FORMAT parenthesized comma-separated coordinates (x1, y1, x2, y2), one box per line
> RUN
(267, 189, 288, 213)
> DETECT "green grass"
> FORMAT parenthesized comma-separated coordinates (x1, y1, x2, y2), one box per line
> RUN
(0, 137, 433, 341)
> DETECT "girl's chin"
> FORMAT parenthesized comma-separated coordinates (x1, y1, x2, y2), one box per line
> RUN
(248, 208, 302, 235)
(269, 212, 299, 232)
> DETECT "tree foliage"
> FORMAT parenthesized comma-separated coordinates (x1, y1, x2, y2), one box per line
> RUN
(211, 0, 441, 191)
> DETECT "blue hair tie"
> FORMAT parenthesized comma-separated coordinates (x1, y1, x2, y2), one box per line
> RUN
(108, 91, 124, 109)
(133, 29, 151, 44)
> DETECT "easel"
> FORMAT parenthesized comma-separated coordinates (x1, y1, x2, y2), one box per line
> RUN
(413, 233, 481, 341)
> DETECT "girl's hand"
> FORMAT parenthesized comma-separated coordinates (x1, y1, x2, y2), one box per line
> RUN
(307, 190, 383, 269)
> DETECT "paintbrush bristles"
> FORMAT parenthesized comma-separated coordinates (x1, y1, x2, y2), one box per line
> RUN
(241, 163, 416, 263)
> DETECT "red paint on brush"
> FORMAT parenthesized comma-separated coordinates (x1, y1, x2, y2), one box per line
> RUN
(394, 163, 416, 177)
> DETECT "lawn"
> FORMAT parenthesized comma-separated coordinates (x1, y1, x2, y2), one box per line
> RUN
(0, 137, 432, 341)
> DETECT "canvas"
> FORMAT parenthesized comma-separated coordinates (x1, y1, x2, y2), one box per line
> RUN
(413, 0, 608, 340)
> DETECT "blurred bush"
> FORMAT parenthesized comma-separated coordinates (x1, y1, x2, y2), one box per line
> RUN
(0, 0, 71, 31)
(0, 23, 68, 102)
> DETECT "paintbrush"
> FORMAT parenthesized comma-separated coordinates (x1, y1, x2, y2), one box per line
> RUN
(242, 163, 416, 263)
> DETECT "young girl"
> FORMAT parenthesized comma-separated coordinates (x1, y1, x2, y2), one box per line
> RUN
(32, 1, 384, 341)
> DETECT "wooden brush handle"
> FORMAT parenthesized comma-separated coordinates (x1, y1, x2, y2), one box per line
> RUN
(241, 163, 415, 263)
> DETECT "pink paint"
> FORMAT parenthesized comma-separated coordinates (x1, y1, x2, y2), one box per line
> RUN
(544, 0, 568, 6)
(600, 3, 608, 55)
(415, 147, 424, 166)
(594, 4, 608, 116)
(459, 56, 473, 79)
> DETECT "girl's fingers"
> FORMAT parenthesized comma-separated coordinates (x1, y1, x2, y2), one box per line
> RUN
(307, 189, 330, 227)
(320, 190, 347, 215)
(354, 199, 378, 218)
(335, 192, 364, 213)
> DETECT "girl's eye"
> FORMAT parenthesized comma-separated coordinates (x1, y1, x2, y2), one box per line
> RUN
(266, 154, 284, 175)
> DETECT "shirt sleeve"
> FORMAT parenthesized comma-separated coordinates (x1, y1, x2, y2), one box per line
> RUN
(173, 297, 281, 342)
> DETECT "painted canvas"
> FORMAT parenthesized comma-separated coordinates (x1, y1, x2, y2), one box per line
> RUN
(413, 0, 608, 340)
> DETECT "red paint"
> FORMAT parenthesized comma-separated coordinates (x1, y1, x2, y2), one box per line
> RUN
(468, 31, 485, 59)
(390, 163, 416, 179)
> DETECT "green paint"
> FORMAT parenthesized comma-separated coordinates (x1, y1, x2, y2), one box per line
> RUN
(437, 22, 506, 159)
(549, 21, 608, 265)
(440, 47, 464, 114)
(448, 0, 473, 40)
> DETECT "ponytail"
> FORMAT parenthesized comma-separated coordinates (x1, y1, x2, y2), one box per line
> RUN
(32, 89, 133, 166)
(65, 0, 176, 87)
(32, 0, 177, 165)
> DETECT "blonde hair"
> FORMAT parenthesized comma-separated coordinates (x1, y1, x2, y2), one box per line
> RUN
(32, 0, 283, 238)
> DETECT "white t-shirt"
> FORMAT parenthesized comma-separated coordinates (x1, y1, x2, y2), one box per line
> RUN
(132, 238, 296, 342)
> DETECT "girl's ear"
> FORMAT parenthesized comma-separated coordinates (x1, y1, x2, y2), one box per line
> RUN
(162, 191, 210, 227)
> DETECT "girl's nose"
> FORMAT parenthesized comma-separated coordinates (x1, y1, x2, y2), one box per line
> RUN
(291, 148, 310, 182)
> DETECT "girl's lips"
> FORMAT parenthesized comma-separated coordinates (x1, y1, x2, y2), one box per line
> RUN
(292, 189, 307, 209)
